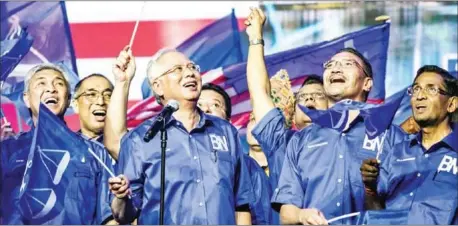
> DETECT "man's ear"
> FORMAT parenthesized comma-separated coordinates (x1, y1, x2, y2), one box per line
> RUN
(23, 91, 31, 109)
(363, 77, 373, 93)
(71, 98, 79, 114)
(152, 80, 164, 97)
(447, 96, 457, 114)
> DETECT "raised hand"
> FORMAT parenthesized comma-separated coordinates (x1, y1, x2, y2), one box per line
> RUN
(0, 121, 15, 141)
(112, 45, 136, 83)
(244, 7, 266, 40)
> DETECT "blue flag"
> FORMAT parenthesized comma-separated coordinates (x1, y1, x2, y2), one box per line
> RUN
(0, 29, 33, 81)
(141, 9, 245, 99)
(17, 103, 114, 224)
(389, 87, 412, 126)
(300, 89, 404, 139)
(223, 21, 391, 103)
(0, 2, 77, 75)
(355, 210, 409, 225)
(17, 103, 86, 223)
(1, 2, 78, 128)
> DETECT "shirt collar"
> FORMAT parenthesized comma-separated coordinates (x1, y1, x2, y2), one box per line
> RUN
(166, 108, 213, 129)
(410, 124, 458, 153)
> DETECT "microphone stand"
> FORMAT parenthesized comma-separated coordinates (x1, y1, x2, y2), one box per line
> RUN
(159, 117, 167, 225)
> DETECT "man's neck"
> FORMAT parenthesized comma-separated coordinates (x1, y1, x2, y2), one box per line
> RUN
(249, 148, 268, 167)
(81, 127, 101, 139)
(328, 95, 365, 108)
(172, 101, 200, 132)
(421, 119, 452, 150)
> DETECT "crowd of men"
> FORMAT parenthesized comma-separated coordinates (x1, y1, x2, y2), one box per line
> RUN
(1, 7, 457, 225)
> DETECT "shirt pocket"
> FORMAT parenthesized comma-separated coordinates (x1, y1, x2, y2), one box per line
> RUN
(431, 171, 458, 211)
(213, 151, 234, 187)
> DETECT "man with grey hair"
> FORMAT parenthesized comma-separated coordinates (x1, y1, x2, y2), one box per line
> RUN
(106, 46, 254, 225)
(0, 63, 115, 224)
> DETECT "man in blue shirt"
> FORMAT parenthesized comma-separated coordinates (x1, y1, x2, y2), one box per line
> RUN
(198, 82, 273, 224)
(267, 32, 406, 226)
(72, 73, 113, 144)
(107, 46, 253, 225)
(361, 65, 458, 224)
(0, 63, 114, 224)
(244, 8, 329, 200)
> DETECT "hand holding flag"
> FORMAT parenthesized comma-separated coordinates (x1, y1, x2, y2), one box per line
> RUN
(244, 7, 266, 40)
(112, 45, 136, 83)
(108, 174, 131, 199)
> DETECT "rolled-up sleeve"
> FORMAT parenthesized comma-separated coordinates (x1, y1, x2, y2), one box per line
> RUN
(271, 133, 305, 210)
(252, 108, 288, 158)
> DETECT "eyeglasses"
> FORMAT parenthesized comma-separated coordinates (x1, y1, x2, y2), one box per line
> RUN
(156, 62, 201, 80)
(296, 92, 326, 101)
(407, 85, 451, 97)
(197, 100, 226, 112)
(75, 91, 112, 102)
(323, 59, 371, 77)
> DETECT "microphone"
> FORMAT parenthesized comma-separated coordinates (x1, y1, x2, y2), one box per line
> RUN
(143, 100, 179, 142)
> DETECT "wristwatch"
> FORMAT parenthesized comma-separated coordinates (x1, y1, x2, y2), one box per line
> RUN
(249, 38, 264, 46)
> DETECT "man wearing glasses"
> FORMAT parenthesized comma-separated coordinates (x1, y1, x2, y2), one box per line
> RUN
(272, 47, 406, 224)
(105, 46, 254, 225)
(72, 73, 113, 144)
(244, 9, 330, 224)
(361, 65, 458, 224)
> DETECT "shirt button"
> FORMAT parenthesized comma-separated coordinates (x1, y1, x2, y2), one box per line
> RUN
(410, 192, 414, 197)
(275, 188, 279, 193)
(199, 202, 204, 207)
(193, 156, 198, 160)
(338, 179, 342, 183)
(336, 202, 341, 207)
(189, 135, 193, 138)
(417, 173, 421, 177)
(342, 133, 346, 137)
(196, 179, 201, 183)
(339, 155, 343, 159)
(425, 154, 429, 158)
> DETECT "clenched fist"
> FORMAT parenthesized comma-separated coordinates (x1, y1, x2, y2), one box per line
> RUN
(109, 174, 131, 199)
(360, 158, 380, 195)
(244, 7, 266, 40)
(112, 45, 136, 83)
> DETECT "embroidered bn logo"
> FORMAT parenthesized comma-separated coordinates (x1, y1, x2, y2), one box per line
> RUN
(209, 134, 228, 152)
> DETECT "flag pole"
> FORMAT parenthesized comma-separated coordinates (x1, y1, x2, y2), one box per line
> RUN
(128, 1, 147, 48)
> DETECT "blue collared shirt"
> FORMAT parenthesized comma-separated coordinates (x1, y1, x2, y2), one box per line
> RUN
(117, 110, 254, 224)
(378, 127, 458, 224)
(251, 108, 296, 224)
(244, 154, 273, 224)
(0, 128, 113, 224)
(272, 118, 406, 224)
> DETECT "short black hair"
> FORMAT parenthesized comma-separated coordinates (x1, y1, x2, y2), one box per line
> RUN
(336, 47, 373, 78)
(413, 65, 458, 97)
(201, 83, 232, 119)
(74, 73, 114, 96)
(301, 74, 323, 87)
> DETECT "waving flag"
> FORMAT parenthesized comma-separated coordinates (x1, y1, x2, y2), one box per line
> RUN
(0, 2, 77, 76)
(0, 29, 33, 82)
(141, 9, 245, 99)
(17, 103, 83, 223)
(127, 21, 391, 131)
(299, 88, 405, 139)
